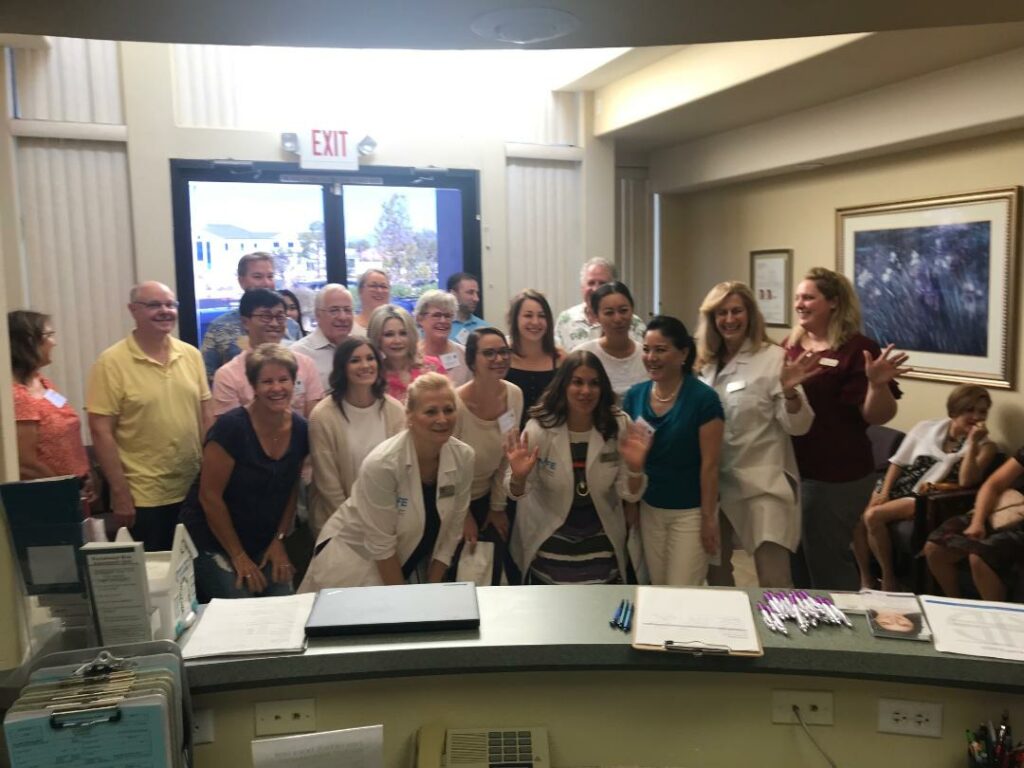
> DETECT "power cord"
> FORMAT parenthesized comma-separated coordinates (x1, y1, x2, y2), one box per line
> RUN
(793, 705, 838, 768)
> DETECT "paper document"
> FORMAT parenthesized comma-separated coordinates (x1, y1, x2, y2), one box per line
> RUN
(182, 593, 315, 659)
(920, 595, 1024, 662)
(633, 587, 762, 655)
(252, 725, 383, 768)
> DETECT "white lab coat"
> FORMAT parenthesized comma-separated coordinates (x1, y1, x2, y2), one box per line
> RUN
(699, 341, 813, 553)
(505, 413, 647, 581)
(299, 430, 474, 591)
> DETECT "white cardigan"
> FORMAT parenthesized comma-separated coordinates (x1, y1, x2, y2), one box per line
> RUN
(299, 430, 474, 590)
(505, 412, 646, 581)
(307, 394, 406, 534)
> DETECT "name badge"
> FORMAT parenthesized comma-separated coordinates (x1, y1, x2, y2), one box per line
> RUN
(818, 357, 839, 368)
(726, 380, 746, 393)
(456, 328, 470, 345)
(441, 352, 460, 370)
(599, 450, 619, 463)
(438, 485, 456, 499)
(43, 389, 68, 408)
(540, 458, 556, 471)
(293, 378, 306, 396)
(498, 410, 517, 435)
(396, 496, 409, 509)
(635, 417, 655, 438)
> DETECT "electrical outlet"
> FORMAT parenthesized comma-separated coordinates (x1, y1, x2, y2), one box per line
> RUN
(254, 698, 316, 736)
(193, 708, 215, 744)
(877, 698, 942, 738)
(771, 690, 834, 725)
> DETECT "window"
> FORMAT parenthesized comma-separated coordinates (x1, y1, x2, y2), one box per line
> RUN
(171, 160, 481, 345)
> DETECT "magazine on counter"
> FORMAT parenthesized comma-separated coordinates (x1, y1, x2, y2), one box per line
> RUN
(831, 589, 932, 642)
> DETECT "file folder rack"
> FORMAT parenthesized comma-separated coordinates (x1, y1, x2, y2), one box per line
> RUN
(4, 640, 194, 768)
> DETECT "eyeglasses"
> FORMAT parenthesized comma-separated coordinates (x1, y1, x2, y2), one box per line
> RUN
(250, 311, 287, 324)
(425, 311, 454, 321)
(480, 347, 512, 360)
(133, 301, 179, 310)
(319, 305, 353, 317)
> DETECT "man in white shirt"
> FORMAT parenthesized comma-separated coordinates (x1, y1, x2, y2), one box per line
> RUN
(554, 257, 646, 351)
(291, 283, 354, 390)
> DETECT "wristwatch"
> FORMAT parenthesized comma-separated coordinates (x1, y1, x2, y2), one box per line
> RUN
(275, 531, 287, 541)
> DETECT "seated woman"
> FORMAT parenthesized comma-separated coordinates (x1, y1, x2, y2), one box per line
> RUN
(308, 338, 405, 535)
(299, 373, 474, 590)
(368, 304, 443, 403)
(8, 310, 95, 504)
(622, 316, 724, 586)
(853, 384, 995, 592)
(416, 289, 471, 386)
(505, 351, 650, 584)
(452, 328, 523, 583)
(924, 450, 1024, 603)
(577, 282, 647, 398)
(181, 343, 310, 601)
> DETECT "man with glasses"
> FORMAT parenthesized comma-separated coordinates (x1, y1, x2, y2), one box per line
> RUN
(447, 271, 486, 344)
(200, 252, 302, 382)
(87, 281, 214, 551)
(291, 283, 355, 390)
(211, 289, 324, 417)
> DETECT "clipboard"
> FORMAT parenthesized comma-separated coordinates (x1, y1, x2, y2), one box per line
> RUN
(631, 586, 764, 657)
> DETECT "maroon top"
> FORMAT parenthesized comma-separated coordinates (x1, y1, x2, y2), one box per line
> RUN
(785, 333, 901, 483)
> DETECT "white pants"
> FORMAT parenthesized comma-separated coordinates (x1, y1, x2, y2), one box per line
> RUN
(640, 502, 708, 586)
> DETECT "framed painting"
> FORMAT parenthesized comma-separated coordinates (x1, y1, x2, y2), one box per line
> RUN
(750, 249, 792, 328)
(837, 187, 1020, 388)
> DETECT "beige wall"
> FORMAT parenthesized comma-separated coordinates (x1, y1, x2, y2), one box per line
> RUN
(193, 670, 1023, 768)
(660, 127, 1024, 446)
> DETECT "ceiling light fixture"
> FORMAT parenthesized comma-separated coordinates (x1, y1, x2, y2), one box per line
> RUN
(470, 7, 581, 45)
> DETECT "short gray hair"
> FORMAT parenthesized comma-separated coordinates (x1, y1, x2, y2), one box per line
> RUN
(579, 257, 617, 283)
(414, 289, 457, 317)
(315, 283, 352, 310)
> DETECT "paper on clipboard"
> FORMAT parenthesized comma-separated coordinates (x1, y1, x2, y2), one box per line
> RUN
(632, 587, 763, 656)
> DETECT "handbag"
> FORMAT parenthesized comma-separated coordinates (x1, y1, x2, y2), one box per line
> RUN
(990, 488, 1024, 530)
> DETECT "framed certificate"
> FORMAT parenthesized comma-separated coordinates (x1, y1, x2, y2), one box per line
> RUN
(750, 249, 792, 327)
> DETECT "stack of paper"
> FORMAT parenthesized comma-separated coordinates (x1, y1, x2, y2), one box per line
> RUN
(920, 596, 1024, 662)
(181, 593, 316, 659)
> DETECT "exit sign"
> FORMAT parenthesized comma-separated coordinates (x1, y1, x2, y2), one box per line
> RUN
(299, 128, 358, 170)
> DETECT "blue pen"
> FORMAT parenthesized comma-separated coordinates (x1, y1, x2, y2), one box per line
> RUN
(621, 600, 634, 632)
(610, 599, 626, 628)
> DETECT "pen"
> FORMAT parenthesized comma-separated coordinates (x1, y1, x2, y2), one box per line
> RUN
(621, 600, 634, 632)
(610, 599, 626, 629)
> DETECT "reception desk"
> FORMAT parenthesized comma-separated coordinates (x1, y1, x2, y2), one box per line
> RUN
(187, 586, 1024, 768)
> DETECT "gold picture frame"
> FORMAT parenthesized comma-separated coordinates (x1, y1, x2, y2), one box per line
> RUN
(750, 249, 792, 328)
(837, 187, 1021, 388)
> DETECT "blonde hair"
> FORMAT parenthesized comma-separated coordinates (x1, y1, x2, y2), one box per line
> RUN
(405, 372, 455, 412)
(694, 281, 770, 369)
(946, 384, 991, 418)
(787, 266, 862, 349)
(368, 304, 421, 368)
(245, 343, 297, 388)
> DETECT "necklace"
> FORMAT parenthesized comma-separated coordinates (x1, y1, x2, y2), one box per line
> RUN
(652, 381, 681, 403)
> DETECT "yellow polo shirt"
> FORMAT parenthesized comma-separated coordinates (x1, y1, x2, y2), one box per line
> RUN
(86, 334, 211, 507)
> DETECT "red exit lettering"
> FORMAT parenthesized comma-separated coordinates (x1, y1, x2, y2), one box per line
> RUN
(311, 129, 349, 157)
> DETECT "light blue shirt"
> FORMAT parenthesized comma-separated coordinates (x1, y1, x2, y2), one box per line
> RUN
(450, 314, 487, 343)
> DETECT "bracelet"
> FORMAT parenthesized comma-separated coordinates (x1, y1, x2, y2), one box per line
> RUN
(625, 467, 646, 479)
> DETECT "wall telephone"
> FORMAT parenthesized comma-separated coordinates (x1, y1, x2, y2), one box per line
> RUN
(416, 724, 550, 768)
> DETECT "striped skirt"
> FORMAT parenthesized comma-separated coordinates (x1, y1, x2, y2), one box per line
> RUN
(528, 507, 620, 585)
